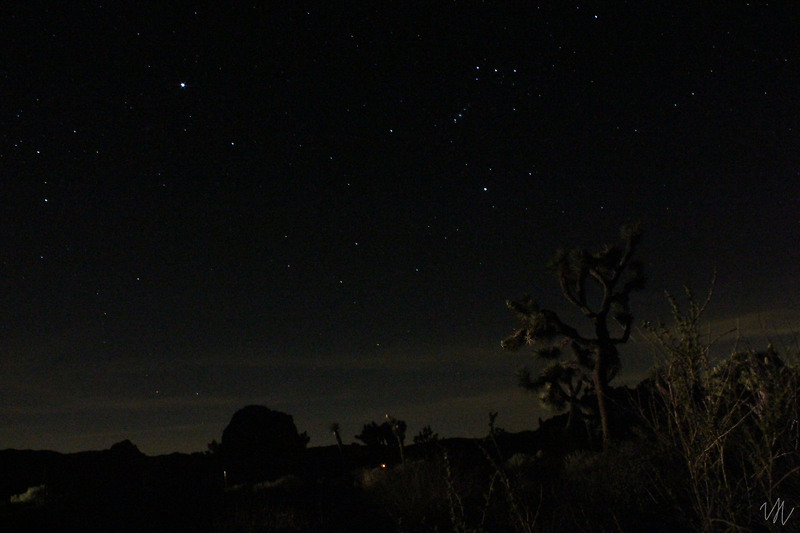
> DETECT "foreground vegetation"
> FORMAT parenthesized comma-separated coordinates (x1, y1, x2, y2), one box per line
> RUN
(3, 316, 798, 532)
(206, 290, 799, 533)
(207, 330, 799, 533)
(2, 226, 798, 531)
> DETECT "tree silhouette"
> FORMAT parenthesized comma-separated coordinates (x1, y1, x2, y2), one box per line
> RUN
(413, 425, 439, 444)
(328, 422, 344, 456)
(355, 421, 392, 448)
(386, 414, 406, 464)
(502, 222, 645, 447)
(206, 439, 220, 455)
(355, 418, 407, 463)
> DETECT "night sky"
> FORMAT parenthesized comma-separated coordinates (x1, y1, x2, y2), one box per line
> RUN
(3, 2, 799, 455)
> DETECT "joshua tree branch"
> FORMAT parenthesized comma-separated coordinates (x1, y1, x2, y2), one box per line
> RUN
(541, 309, 594, 345)
(559, 271, 595, 317)
(612, 317, 633, 345)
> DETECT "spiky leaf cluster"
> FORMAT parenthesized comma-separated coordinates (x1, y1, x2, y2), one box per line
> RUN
(501, 297, 587, 352)
(517, 360, 590, 412)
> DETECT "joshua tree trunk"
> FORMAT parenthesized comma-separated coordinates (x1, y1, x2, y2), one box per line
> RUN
(566, 402, 577, 431)
(333, 430, 343, 454)
(329, 422, 344, 459)
(593, 318, 615, 449)
(593, 354, 611, 449)
(386, 415, 406, 464)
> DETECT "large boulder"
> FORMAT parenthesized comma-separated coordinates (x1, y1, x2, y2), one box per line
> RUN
(218, 405, 309, 484)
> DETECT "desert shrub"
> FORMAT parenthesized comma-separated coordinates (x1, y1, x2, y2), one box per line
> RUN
(216, 473, 394, 533)
(361, 458, 452, 532)
(550, 440, 690, 532)
(9, 484, 46, 505)
(504, 452, 539, 472)
(358, 437, 548, 533)
(638, 281, 800, 532)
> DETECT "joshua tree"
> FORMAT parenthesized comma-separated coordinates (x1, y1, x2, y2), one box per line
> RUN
(355, 421, 391, 448)
(386, 414, 406, 464)
(413, 425, 440, 444)
(328, 422, 344, 456)
(356, 418, 407, 463)
(206, 439, 220, 455)
(502, 222, 645, 448)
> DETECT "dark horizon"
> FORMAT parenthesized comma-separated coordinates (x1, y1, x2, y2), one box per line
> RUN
(2, 2, 799, 455)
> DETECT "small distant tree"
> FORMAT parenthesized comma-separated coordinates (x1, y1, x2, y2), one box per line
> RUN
(413, 425, 440, 444)
(502, 223, 645, 448)
(206, 439, 220, 455)
(355, 421, 392, 448)
(386, 414, 407, 464)
(356, 418, 407, 464)
(328, 422, 344, 455)
(488, 411, 506, 436)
